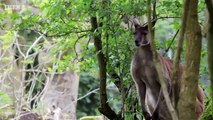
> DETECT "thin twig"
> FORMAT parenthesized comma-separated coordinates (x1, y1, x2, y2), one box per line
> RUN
(0, 104, 11, 109)
(45, 29, 90, 37)
(77, 88, 99, 101)
(14, 32, 25, 58)
(40, 51, 62, 101)
(157, 16, 181, 19)
(26, 33, 45, 57)
(86, 35, 92, 49)
(153, 0, 157, 19)
(74, 34, 88, 59)
(163, 29, 180, 56)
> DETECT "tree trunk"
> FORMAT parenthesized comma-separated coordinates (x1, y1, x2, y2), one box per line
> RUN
(172, 0, 190, 108)
(177, 0, 202, 120)
(90, 16, 117, 119)
(205, 0, 213, 101)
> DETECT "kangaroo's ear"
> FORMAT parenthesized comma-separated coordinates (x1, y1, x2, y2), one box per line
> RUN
(134, 23, 141, 30)
(143, 25, 148, 30)
(143, 19, 157, 29)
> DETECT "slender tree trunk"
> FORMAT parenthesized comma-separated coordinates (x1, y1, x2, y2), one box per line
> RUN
(89, 0, 118, 119)
(90, 16, 117, 120)
(205, 0, 213, 102)
(172, 0, 190, 108)
(177, 0, 202, 120)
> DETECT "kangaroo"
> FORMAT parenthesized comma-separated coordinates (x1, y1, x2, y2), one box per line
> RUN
(131, 23, 204, 120)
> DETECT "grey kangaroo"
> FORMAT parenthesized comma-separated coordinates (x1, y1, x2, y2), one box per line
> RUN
(131, 23, 204, 120)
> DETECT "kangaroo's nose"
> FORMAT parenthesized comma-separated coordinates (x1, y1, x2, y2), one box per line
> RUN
(135, 40, 140, 46)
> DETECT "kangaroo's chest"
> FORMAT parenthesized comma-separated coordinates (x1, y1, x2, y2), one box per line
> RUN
(131, 55, 162, 113)
(132, 59, 159, 86)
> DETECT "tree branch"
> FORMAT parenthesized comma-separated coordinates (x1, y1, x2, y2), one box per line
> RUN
(73, 34, 88, 59)
(163, 28, 180, 56)
(45, 29, 90, 37)
(157, 16, 181, 19)
(171, 0, 191, 108)
(77, 88, 99, 101)
(153, 0, 157, 20)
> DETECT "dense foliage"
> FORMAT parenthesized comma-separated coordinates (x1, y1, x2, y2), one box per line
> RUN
(0, 0, 211, 119)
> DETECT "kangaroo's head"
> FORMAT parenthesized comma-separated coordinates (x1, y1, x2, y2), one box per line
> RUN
(133, 24, 149, 47)
(133, 20, 156, 47)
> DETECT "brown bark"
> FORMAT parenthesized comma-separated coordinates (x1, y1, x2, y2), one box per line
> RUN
(90, 16, 117, 119)
(177, 0, 202, 120)
(205, 0, 213, 102)
(171, 0, 190, 108)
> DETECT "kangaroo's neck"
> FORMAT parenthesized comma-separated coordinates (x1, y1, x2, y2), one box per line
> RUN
(136, 45, 153, 61)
